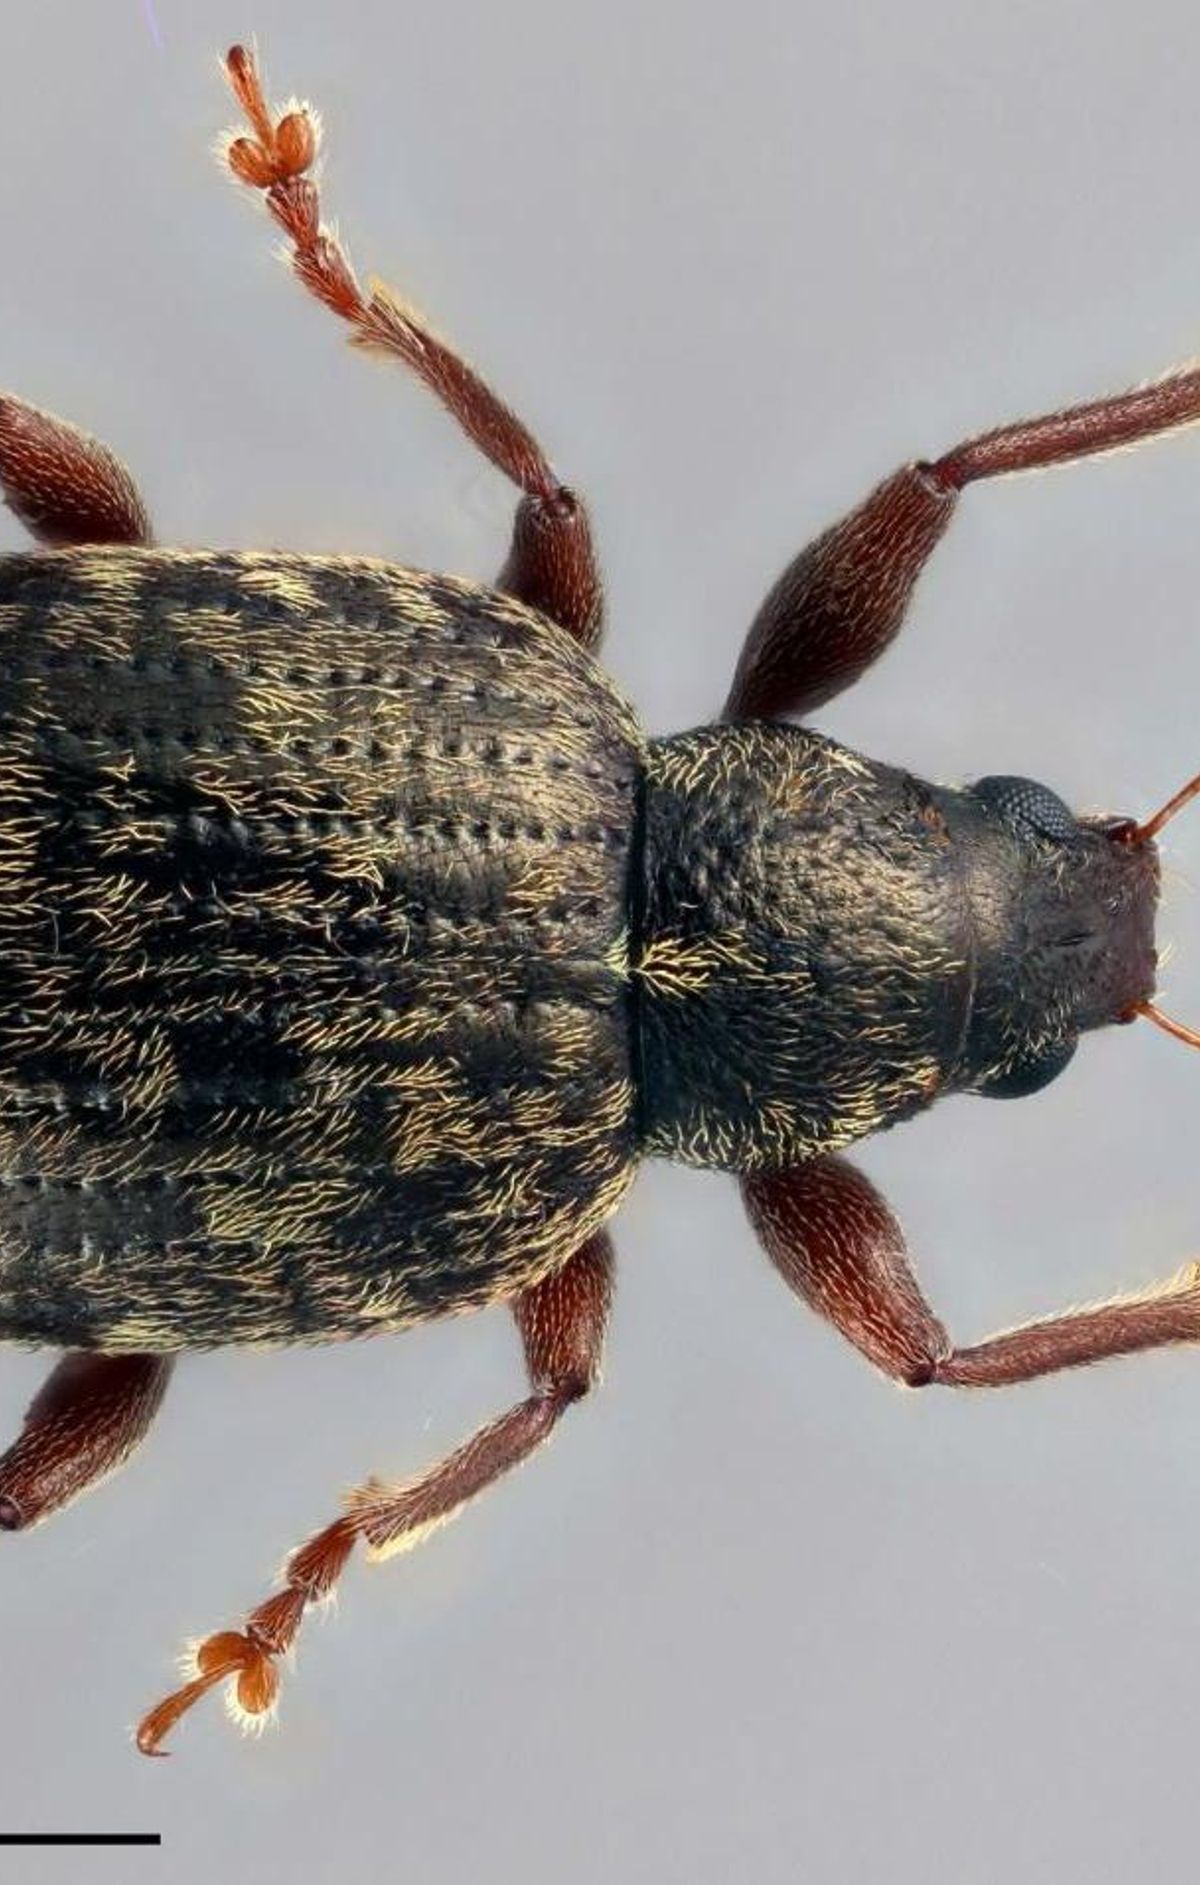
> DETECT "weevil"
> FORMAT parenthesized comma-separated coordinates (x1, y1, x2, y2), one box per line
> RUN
(0, 44, 1198, 1758)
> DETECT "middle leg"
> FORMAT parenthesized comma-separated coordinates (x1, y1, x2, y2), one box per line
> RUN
(221, 44, 602, 647)
(136, 1227, 615, 1755)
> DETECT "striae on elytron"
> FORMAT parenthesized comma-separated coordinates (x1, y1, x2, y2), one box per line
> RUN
(0, 42, 1197, 1756)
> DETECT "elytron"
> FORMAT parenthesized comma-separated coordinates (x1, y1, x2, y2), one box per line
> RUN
(0, 44, 1197, 1757)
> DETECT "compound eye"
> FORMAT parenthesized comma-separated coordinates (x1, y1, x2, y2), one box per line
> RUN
(977, 1033, 1078, 1099)
(972, 774, 1077, 843)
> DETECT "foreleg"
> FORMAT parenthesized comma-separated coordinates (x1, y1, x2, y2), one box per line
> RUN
(743, 1155, 1200, 1387)
(726, 365, 1200, 720)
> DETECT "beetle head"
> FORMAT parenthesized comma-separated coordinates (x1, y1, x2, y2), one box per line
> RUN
(959, 772, 1165, 1098)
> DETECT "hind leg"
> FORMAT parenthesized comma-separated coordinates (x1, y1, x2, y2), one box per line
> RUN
(0, 397, 152, 546)
(0, 1351, 172, 1530)
(221, 44, 601, 647)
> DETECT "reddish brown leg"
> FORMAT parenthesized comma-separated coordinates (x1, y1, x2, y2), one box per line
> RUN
(0, 396, 152, 547)
(220, 45, 602, 647)
(135, 1230, 614, 1756)
(0, 1351, 172, 1530)
(726, 363, 1200, 721)
(743, 1155, 1200, 1387)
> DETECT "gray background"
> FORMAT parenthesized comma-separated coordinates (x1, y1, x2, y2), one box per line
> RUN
(3, 1, 1200, 1880)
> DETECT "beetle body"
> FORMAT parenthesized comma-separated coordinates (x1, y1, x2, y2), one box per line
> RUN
(1, 548, 1157, 1357)
(1, 41, 1195, 1757)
